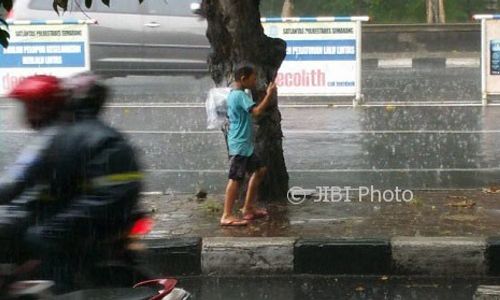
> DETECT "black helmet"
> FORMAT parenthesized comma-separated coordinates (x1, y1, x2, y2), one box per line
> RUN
(63, 72, 108, 116)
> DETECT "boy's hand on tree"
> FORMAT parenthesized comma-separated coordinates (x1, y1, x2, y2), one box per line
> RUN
(266, 81, 277, 96)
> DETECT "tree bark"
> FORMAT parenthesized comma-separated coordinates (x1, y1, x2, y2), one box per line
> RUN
(201, 0, 289, 201)
(426, 0, 446, 23)
(281, 0, 294, 18)
(426, 0, 433, 23)
(438, 0, 446, 23)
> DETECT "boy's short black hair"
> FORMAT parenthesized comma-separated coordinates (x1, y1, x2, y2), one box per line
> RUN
(234, 65, 256, 81)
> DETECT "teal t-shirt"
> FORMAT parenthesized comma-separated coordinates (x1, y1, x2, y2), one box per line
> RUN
(227, 89, 256, 157)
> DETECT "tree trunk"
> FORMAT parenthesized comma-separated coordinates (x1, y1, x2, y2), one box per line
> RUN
(438, 0, 446, 23)
(427, 0, 446, 23)
(201, 0, 289, 201)
(426, 0, 432, 23)
(281, 0, 294, 18)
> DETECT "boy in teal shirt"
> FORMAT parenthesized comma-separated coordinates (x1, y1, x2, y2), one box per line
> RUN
(221, 65, 277, 226)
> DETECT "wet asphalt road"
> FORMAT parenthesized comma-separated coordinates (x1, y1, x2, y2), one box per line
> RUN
(1, 67, 499, 193)
(177, 276, 494, 300)
(56, 276, 500, 300)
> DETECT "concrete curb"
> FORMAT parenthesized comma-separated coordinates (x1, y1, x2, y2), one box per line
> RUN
(142, 237, 201, 276)
(295, 238, 392, 274)
(392, 237, 486, 275)
(362, 57, 479, 69)
(141, 236, 500, 276)
(475, 286, 500, 299)
(201, 237, 295, 275)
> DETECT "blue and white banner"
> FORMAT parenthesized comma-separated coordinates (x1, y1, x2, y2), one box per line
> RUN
(263, 18, 361, 96)
(1, 42, 86, 68)
(0, 21, 91, 96)
(285, 40, 356, 61)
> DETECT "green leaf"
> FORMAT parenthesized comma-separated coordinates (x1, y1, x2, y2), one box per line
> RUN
(0, 38, 8, 48)
(52, 0, 68, 15)
(1, 0, 13, 11)
(85, 0, 92, 9)
(58, 0, 68, 11)
(102, 0, 110, 7)
(0, 29, 9, 48)
(52, 1, 60, 15)
(0, 18, 8, 28)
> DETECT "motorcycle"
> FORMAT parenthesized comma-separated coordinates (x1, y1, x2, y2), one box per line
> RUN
(0, 214, 191, 300)
(3, 277, 191, 299)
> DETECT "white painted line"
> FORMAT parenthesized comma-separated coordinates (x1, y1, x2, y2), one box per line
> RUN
(146, 169, 227, 173)
(290, 217, 365, 224)
(140, 191, 164, 196)
(140, 188, 480, 195)
(6, 129, 500, 135)
(123, 130, 221, 134)
(144, 167, 500, 173)
(103, 102, 488, 108)
(106, 102, 500, 108)
(288, 167, 500, 172)
(106, 103, 205, 108)
(446, 58, 480, 68)
(0, 102, 497, 109)
(282, 129, 500, 134)
(378, 58, 413, 68)
(0, 130, 33, 134)
(355, 103, 484, 107)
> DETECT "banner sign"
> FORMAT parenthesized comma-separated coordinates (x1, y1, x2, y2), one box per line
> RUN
(0, 20, 94, 96)
(473, 15, 500, 103)
(491, 39, 500, 75)
(261, 16, 368, 99)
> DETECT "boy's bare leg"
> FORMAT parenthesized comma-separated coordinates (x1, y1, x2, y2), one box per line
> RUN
(242, 167, 268, 216)
(221, 179, 247, 225)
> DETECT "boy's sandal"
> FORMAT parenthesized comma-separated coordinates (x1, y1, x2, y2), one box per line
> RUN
(220, 218, 248, 226)
(241, 208, 268, 220)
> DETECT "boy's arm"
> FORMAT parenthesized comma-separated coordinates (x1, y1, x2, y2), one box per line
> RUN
(251, 82, 277, 117)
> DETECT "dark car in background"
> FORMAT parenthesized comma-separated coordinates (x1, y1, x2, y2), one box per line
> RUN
(9, 0, 210, 76)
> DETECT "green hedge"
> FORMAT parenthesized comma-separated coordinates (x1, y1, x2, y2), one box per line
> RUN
(261, 0, 492, 23)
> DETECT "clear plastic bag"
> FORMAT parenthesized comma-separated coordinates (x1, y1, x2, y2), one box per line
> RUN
(205, 87, 230, 130)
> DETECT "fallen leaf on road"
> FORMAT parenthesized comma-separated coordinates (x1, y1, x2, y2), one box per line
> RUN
(446, 200, 476, 208)
(355, 286, 365, 292)
(483, 186, 500, 194)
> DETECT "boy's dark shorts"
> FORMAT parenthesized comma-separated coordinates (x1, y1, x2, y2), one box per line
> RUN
(228, 153, 264, 181)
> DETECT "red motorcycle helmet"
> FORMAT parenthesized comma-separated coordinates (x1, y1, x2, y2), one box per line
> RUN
(8, 75, 66, 105)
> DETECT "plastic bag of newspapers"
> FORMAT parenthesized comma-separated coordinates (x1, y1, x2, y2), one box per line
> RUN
(205, 88, 255, 130)
(206, 87, 230, 130)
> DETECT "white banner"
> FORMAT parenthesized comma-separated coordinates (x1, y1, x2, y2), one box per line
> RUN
(262, 17, 364, 97)
(0, 21, 92, 96)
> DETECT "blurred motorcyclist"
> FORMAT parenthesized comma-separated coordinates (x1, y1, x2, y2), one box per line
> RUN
(0, 74, 147, 292)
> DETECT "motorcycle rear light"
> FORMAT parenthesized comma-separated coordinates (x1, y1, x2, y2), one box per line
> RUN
(6, 9, 13, 20)
(129, 217, 154, 236)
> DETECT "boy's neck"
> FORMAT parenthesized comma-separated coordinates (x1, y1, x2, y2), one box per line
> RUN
(233, 82, 244, 90)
